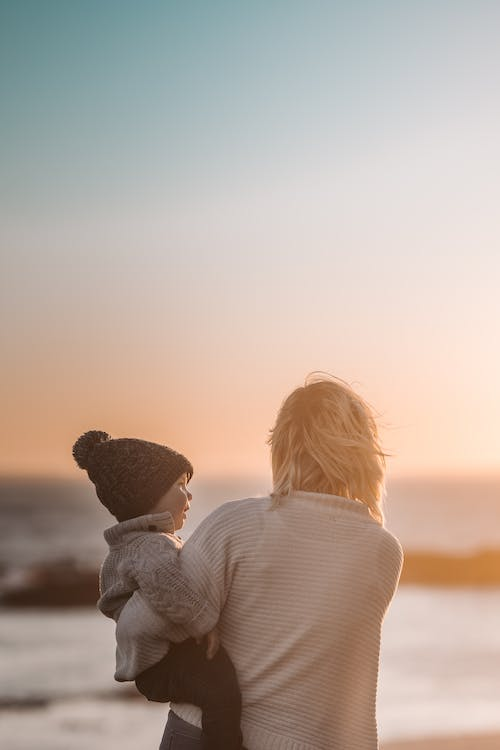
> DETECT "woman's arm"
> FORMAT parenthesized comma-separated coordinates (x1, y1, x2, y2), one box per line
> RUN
(177, 500, 247, 617)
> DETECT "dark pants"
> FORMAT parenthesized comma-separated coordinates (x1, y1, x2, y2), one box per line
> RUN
(135, 638, 242, 750)
(159, 711, 204, 750)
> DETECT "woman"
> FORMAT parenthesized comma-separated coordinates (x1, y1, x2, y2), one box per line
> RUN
(150, 374, 403, 750)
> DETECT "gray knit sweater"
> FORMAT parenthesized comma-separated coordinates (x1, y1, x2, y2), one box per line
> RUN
(170, 492, 404, 750)
(98, 510, 214, 681)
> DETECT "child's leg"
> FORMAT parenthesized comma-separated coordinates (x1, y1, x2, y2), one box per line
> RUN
(135, 649, 177, 703)
(136, 638, 243, 750)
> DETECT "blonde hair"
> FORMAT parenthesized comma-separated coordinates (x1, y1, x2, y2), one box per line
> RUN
(268, 373, 386, 524)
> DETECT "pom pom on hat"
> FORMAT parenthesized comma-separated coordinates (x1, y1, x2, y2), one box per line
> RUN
(72, 430, 111, 469)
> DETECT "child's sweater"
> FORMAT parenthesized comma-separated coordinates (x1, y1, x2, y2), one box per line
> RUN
(98, 510, 214, 681)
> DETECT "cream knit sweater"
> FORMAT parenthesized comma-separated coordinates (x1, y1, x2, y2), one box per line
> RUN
(98, 510, 214, 681)
(171, 492, 403, 750)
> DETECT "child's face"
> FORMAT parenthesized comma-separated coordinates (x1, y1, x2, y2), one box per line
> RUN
(150, 473, 192, 530)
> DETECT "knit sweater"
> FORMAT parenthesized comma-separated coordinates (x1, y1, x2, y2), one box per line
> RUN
(170, 492, 403, 750)
(98, 510, 214, 681)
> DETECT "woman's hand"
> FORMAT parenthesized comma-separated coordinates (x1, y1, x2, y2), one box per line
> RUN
(196, 627, 220, 660)
(206, 627, 220, 659)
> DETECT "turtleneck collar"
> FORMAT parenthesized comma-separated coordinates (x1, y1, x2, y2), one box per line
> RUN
(103, 510, 176, 546)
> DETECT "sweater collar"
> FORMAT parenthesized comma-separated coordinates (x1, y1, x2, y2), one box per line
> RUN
(282, 490, 371, 517)
(103, 510, 176, 546)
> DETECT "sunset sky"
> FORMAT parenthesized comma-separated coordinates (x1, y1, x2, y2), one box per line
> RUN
(1, 1, 499, 479)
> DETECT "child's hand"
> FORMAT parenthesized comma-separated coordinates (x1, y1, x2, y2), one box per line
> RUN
(205, 628, 220, 660)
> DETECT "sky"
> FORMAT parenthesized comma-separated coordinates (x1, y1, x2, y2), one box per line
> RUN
(1, 1, 499, 479)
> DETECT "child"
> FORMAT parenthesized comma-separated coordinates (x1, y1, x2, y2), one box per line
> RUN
(72, 430, 243, 750)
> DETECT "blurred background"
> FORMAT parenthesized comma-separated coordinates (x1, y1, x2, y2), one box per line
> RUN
(1, 1, 499, 748)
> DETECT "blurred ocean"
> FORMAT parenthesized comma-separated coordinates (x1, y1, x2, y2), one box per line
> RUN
(1, 474, 500, 749)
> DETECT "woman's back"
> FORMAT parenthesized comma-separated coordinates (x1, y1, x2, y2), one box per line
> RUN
(173, 491, 403, 750)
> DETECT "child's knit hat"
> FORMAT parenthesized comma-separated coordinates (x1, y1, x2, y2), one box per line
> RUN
(72, 430, 193, 521)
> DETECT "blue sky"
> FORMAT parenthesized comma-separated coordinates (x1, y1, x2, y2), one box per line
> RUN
(1, 1, 500, 476)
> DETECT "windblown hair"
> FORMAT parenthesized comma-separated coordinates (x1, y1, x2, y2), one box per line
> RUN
(268, 374, 386, 524)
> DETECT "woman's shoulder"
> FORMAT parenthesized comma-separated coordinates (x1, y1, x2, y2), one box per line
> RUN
(378, 524, 403, 552)
(376, 525, 404, 583)
(187, 496, 271, 550)
(363, 518, 403, 556)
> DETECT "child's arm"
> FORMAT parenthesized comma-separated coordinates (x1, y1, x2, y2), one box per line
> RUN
(131, 501, 254, 641)
(131, 534, 217, 638)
